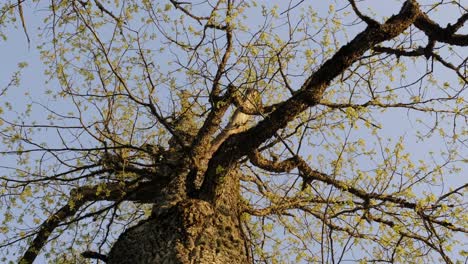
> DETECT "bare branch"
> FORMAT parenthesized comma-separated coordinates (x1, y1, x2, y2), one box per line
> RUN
(415, 12, 468, 46)
(81, 251, 108, 262)
(348, 0, 380, 27)
(17, 0, 30, 45)
(169, 0, 210, 25)
(93, 0, 121, 23)
(248, 150, 298, 173)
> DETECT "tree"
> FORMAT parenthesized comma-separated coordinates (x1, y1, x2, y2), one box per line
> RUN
(0, 0, 467, 263)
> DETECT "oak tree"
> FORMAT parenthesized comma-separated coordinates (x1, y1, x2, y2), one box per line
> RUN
(0, 0, 467, 263)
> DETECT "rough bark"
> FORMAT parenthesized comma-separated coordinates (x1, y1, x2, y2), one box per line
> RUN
(107, 166, 249, 264)
(107, 199, 248, 264)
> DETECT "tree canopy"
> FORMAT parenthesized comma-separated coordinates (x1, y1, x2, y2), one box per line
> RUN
(0, 0, 467, 263)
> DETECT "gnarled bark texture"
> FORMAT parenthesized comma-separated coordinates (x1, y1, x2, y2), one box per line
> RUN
(107, 166, 249, 264)
(107, 199, 248, 264)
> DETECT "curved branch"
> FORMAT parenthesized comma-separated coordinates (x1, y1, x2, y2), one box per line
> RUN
(248, 150, 298, 173)
(415, 12, 468, 46)
(19, 180, 159, 264)
(348, 0, 380, 27)
(20, 199, 86, 264)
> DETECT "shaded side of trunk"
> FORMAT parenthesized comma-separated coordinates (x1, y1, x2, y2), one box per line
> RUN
(107, 168, 249, 264)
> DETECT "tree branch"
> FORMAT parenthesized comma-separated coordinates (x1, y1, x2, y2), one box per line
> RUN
(169, 0, 210, 24)
(373, 45, 467, 83)
(189, 0, 235, 194)
(414, 12, 468, 46)
(248, 150, 298, 173)
(348, 0, 380, 27)
(200, 0, 422, 202)
(19, 180, 160, 263)
(81, 250, 108, 262)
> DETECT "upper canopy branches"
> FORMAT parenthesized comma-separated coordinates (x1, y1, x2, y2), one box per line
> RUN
(0, 0, 466, 263)
(200, 0, 466, 201)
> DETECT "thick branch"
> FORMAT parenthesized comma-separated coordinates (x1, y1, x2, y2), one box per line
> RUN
(20, 198, 86, 264)
(248, 150, 298, 173)
(414, 12, 468, 46)
(81, 251, 108, 262)
(190, 0, 234, 163)
(250, 151, 466, 234)
(200, 0, 421, 202)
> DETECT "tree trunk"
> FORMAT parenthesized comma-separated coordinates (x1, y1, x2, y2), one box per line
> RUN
(107, 167, 250, 263)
